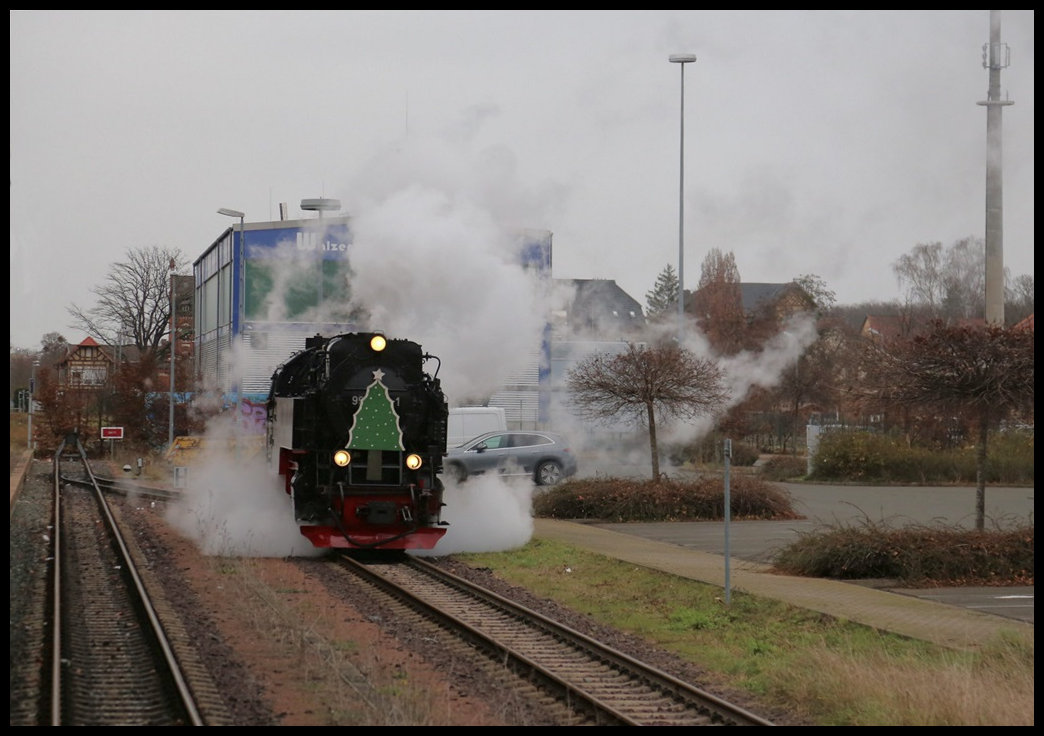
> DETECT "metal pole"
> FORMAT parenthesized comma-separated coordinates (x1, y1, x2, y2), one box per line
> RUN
(169, 264, 176, 448)
(669, 54, 696, 342)
(723, 437, 732, 605)
(678, 62, 685, 339)
(236, 214, 244, 443)
(218, 207, 247, 451)
(216, 205, 246, 453)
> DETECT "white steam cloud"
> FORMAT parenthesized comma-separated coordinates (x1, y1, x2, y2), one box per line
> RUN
(166, 129, 814, 559)
(163, 419, 325, 558)
(346, 185, 548, 404)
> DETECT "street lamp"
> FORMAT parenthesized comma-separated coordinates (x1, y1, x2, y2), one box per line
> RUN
(669, 53, 697, 341)
(217, 208, 246, 435)
(169, 259, 177, 448)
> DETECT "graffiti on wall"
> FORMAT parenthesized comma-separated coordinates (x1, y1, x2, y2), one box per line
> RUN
(237, 398, 268, 435)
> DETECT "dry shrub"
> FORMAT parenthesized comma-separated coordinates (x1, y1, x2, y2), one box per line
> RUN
(758, 454, 807, 481)
(533, 475, 802, 523)
(771, 520, 1034, 586)
(533, 477, 1033, 585)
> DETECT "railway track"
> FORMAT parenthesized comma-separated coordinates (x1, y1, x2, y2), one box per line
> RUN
(334, 554, 775, 726)
(38, 459, 776, 724)
(72, 473, 182, 502)
(36, 443, 232, 726)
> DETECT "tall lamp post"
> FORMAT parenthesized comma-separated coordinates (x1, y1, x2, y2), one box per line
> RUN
(669, 53, 697, 342)
(217, 208, 246, 435)
(168, 259, 177, 448)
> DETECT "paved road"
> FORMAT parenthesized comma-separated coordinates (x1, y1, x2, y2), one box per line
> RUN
(777, 482, 1034, 531)
(604, 482, 1034, 563)
(590, 482, 1034, 624)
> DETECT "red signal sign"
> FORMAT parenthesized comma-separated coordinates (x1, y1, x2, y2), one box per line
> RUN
(101, 427, 124, 439)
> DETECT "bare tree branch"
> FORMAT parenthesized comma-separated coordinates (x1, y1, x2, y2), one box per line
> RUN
(67, 245, 187, 354)
(567, 341, 729, 479)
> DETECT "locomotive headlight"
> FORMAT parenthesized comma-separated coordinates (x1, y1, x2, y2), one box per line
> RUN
(405, 453, 423, 470)
(369, 334, 387, 352)
(333, 449, 351, 467)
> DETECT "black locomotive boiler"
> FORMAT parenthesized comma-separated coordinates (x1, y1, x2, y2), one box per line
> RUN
(266, 332, 449, 550)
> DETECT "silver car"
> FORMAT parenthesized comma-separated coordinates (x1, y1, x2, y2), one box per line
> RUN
(444, 430, 578, 486)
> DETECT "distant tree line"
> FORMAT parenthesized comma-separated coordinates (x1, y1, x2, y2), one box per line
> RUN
(576, 236, 1032, 502)
(9, 236, 1035, 482)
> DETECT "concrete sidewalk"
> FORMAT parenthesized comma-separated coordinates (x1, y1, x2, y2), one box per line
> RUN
(533, 518, 1033, 651)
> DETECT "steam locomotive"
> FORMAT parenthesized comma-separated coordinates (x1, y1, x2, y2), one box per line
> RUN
(266, 332, 449, 550)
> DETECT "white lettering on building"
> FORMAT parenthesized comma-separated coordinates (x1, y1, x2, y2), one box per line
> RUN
(295, 232, 348, 252)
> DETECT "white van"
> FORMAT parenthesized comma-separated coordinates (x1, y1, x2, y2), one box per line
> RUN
(447, 406, 507, 448)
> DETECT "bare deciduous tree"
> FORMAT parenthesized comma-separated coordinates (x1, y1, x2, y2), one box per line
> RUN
(893, 241, 945, 314)
(860, 320, 1034, 530)
(32, 363, 95, 449)
(1005, 273, 1034, 326)
(695, 247, 741, 290)
(105, 348, 207, 450)
(68, 245, 188, 356)
(892, 237, 1011, 323)
(761, 319, 850, 452)
(940, 236, 986, 320)
(10, 333, 70, 412)
(40, 332, 70, 362)
(567, 341, 729, 479)
(792, 273, 837, 315)
(691, 248, 745, 354)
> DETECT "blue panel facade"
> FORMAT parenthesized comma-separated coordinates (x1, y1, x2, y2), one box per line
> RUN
(195, 219, 553, 434)
(515, 229, 553, 426)
(194, 217, 356, 433)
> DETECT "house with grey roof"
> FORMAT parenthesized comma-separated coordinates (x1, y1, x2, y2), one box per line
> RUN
(552, 278, 646, 338)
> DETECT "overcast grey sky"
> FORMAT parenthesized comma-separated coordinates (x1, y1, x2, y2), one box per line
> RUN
(10, 10, 1034, 351)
